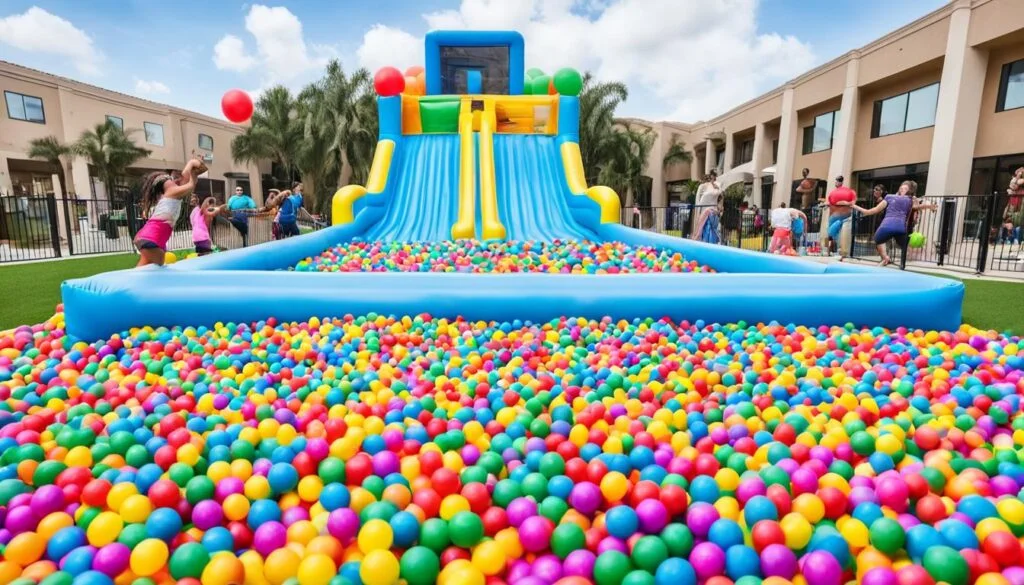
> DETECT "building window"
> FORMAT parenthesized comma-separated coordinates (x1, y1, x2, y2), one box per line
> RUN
(106, 115, 123, 129)
(715, 147, 725, 171)
(198, 133, 214, 150)
(144, 122, 165, 146)
(871, 82, 939, 137)
(801, 110, 837, 155)
(997, 59, 1024, 112)
(735, 139, 754, 165)
(4, 91, 45, 123)
(771, 139, 779, 164)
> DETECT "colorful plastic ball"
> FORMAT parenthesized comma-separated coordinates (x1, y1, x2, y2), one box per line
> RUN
(922, 545, 969, 585)
(295, 553, 336, 585)
(358, 519, 394, 554)
(909, 232, 926, 248)
(593, 551, 633, 585)
(449, 511, 484, 548)
(725, 545, 761, 580)
(552, 68, 583, 96)
(606, 506, 639, 539)
(869, 517, 906, 555)
(800, 550, 842, 585)
(471, 540, 506, 576)
(168, 542, 209, 580)
(690, 542, 726, 580)
(374, 67, 405, 97)
(551, 523, 586, 559)
(655, 558, 696, 585)
(519, 516, 555, 553)
(760, 544, 797, 579)
(221, 89, 253, 123)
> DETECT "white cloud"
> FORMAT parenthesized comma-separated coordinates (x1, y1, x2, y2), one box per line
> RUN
(356, 0, 814, 122)
(212, 5, 332, 84)
(134, 79, 170, 95)
(356, 25, 423, 72)
(0, 7, 103, 75)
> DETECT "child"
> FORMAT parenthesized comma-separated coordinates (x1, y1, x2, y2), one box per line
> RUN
(134, 154, 206, 267)
(190, 194, 226, 256)
(267, 183, 304, 239)
(768, 202, 807, 255)
(791, 212, 806, 254)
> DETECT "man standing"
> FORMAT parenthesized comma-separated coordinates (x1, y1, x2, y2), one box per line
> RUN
(825, 175, 856, 260)
(227, 185, 257, 247)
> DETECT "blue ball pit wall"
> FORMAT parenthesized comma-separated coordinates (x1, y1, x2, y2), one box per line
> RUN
(61, 31, 964, 340)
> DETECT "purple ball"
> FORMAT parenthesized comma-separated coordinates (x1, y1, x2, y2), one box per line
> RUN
(327, 508, 359, 542)
(569, 483, 601, 515)
(636, 499, 668, 533)
(214, 477, 244, 501)
(519, 516, 553, 553)
(532, 554, 564, 582)
(4, 505, 37, 534)
(507, 559, 532, 583)
(597, 536, 628, 555)
(690, 542, 725, 580)
(563, 549, 596, 578)
(92, 542, 130, 576)
(685, 503, 719, 538)
(507, 497, 538, 528)
(371, 451, 399, 477)
(30, 484, 65, 516)
(512, 578, 548, 585)
(862, 567, 899, 585)
(252, 521, 288, 556)
(1003, 566, 1024, 585)
(282, 506, 310, 526)
(191, 500, 223, 530)
(800, 550, 842, 585)
(735, 478, 766, 504)
(760, 544, 797, 578)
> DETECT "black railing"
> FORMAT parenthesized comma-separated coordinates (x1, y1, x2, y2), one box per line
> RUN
(1, 195, 325, 263)
(623, 194, 1023, 276)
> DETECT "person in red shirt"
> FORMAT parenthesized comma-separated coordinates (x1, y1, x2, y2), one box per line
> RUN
(825, 175, 856, 259)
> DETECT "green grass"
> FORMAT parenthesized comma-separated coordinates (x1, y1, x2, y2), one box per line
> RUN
(0, 254, 1021, 335)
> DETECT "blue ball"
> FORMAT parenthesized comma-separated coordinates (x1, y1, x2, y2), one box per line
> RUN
(725, 545, 761, 579)
(248, 499, 283, 529)
(938, 519, 980, 550)
(957, 495, 998, 523)
(267, 462, 299, 494)
(605, 505, 639, 539)
(202, 526, 235, 553)
(809, 532, 851, 568)
(852, 502, 884, 528)
(72, 571, 115, 585)
(62, 545, 96, 575)
(145, 507, 183, 541)
(742, 496, 778, 525)
(47, 526, 86, 561)
(689, 475, 720, 503)
(655, 558, 696, 585)
(708, 519, 745, 549)
(390, 511, 420, 547)
(320, 483, 351, 511)
(906, 524, 943, 562)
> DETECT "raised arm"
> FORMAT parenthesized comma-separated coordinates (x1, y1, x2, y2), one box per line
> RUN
(854, 200, 887, 216)
(912, 200, 938, 212)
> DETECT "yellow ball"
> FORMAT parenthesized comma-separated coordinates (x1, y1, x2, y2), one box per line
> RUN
(359, 550, 400, 585)
(839, 518, 870, 550)
(358, 519, 394, 554)
(130, 539, 169, 576)
(86, 511, 124, 546)
(780, 513, 812, 550)
(120, 494, 154, 523)
(998, 497, 1024, 525)
(223, 493, 251, 522)
(245, 476, 272, 500)
(792, 494, 825, 523)
(37, 512, 74, 540)
(297, 476, 324, 503)
(976, 517, 1011, 542)
(439, 559, 485, 585)
(975, 573, 1011, 585)
(600, 472, 629, 502)
(296, 553, 337, 585)
(264, 548, 301, 585)
(495, 527, 524, 559)
(164, 251, 178, 264)
(471, 540, 507, 576)
(440, 495, 471, 520)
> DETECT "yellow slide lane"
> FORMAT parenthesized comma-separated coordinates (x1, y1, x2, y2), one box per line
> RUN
(478, 109, 507, 240)
(451, 112, 477, 240)
(332, 139, 394, 226)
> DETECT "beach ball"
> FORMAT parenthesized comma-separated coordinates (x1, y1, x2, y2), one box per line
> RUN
(221, 89, 253, 123)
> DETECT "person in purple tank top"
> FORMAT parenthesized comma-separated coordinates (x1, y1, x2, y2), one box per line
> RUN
(853, 180, 937, 268)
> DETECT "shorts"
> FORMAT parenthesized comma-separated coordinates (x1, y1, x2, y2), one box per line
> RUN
(134, 218, 172, 252)
(874, 225, 909, 248)
(135, 238, 163, 250)
(279, 220, 300, 238)
(194, 240, 213, 256)
(828, 213, 851, 239)
(773, 227, 792, 239)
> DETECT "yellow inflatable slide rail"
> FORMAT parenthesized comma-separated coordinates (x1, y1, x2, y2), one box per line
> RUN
(559, 141, 620, 224)
(331, 139, 394, 226)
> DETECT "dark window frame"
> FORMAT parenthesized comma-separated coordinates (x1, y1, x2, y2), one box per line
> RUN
(996, 58, 1024, 113)
(198, 133, 214, 150)
(801, 110, 837, 155)
(4, 90, 46, 124)
(771, 139, 779, 164)
(106, 115, 124, 129)
(143, 121, 165, 146)
(871, 82, 940, 138)
(735, 138, 754, 165)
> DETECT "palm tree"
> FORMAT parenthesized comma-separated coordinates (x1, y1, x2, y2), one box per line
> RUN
(577, 74, 629, 185)
(72, 121, 151, 200)
(27, 136, 72, 198)
(596, 127, 655, 207)
(231, 86, 302, 191)
(662, 133, 693, 170)
(304, 60, 377, 189)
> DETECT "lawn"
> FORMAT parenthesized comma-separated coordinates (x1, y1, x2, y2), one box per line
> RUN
(1, 254, 1022, 335)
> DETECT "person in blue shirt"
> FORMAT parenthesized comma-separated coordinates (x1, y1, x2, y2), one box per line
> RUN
(226, 185, 257, 246)
(267, 182, 304, 239)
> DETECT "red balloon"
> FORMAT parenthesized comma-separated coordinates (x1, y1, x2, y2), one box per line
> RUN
(221, 89, 254, 124)
(374, 67, 405, 97)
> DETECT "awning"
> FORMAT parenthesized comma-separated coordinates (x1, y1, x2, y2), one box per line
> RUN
(719, 161, 755, 189)
(761, 165, 776, 175)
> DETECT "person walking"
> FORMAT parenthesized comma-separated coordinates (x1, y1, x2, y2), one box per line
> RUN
(853, 180, 937, 269)
(226, 185, 257, 247)
(824, 175, 856, 260)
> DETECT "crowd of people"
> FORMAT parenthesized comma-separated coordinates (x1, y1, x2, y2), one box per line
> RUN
(132, 156, 306, 268)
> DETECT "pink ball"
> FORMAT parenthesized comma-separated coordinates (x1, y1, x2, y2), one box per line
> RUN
(690, 542, 725, 579)
(519, 515, 554, 553)
(800, 550, 842, 585)
(327, 508, 359, 542)
(252, 521, 287, 556)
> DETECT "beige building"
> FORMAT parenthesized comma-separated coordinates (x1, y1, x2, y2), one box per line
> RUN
(1, 60, 266, 204)
(638, 0, 1024, 211)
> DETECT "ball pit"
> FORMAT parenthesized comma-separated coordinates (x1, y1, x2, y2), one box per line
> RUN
(291, 239, 714, 274)
(1, 309, 1023, 585)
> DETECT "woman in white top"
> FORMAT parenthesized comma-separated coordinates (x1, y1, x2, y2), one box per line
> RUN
(134, 154, 206, 267)
(691, 171, 722, 243)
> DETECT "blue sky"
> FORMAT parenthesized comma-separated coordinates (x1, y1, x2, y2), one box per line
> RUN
(0, 0, 947, 123)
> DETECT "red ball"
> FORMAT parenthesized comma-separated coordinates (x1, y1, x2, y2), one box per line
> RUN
(374, 67, 406, 97)
(82, 480, 112, 508)
(221, 89, 253, 124)
(346, 453, 373, 486)
(461, 483, 491, 514)
(481, 506, 509, 535)
(148, 479, 181, 509)
(817, 487, 847, 520)
(431, 468, 461, 497)
(751, 520, 786, 552)
(914, 494, 947, 524)
(659, 484, 689, 518)
(983, 531, 1021, 567)
(413, 489, 441, 519)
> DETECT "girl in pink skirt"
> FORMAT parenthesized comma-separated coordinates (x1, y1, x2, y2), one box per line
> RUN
(134, 155, 205, 267)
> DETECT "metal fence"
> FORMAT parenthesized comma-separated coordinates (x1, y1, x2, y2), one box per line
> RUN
(0, 195, 325, 263)
(622, 194, 1023, 276)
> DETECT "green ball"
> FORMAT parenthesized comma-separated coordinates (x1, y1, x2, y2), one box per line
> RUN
(922, 545, 968, 585)
(660, 523, 694, 557)
(419, 518, 450, 552)
(38, 572, 73, 585)
(622, 570, 656, 585)
(551, 523, 586, 559)
(117, 523, 149, 549)
(448, 511, 484, 548)
(539, 453, 565, 478)
(869, 518, 905, 555)
(631, 535, 668, 573)
(594, 551, 633, 585)
(361, 501, 398, 523)
(553, 68, 583, 96)
(169, 542, 209, 579)
(531, 75, 552, 96)
(850, 431, 875, 455)
(522, 79, 534, 95)
(526, 67, 545, 79)
(909, 231, 926, 248)
(318, 457, 346, 483)
(185, 476, 215, 505)
(32, 461, 67, 486)
(399, 546, 440, 585)
(539, 496, 569, 524)
(492, 479, 523, 507)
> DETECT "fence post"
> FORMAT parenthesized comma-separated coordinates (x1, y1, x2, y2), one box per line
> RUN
(62, 198, 75, 256)
(976, 193, 997, 274)
(937, 198, 956, 267)
(46, 196, 62, 258)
